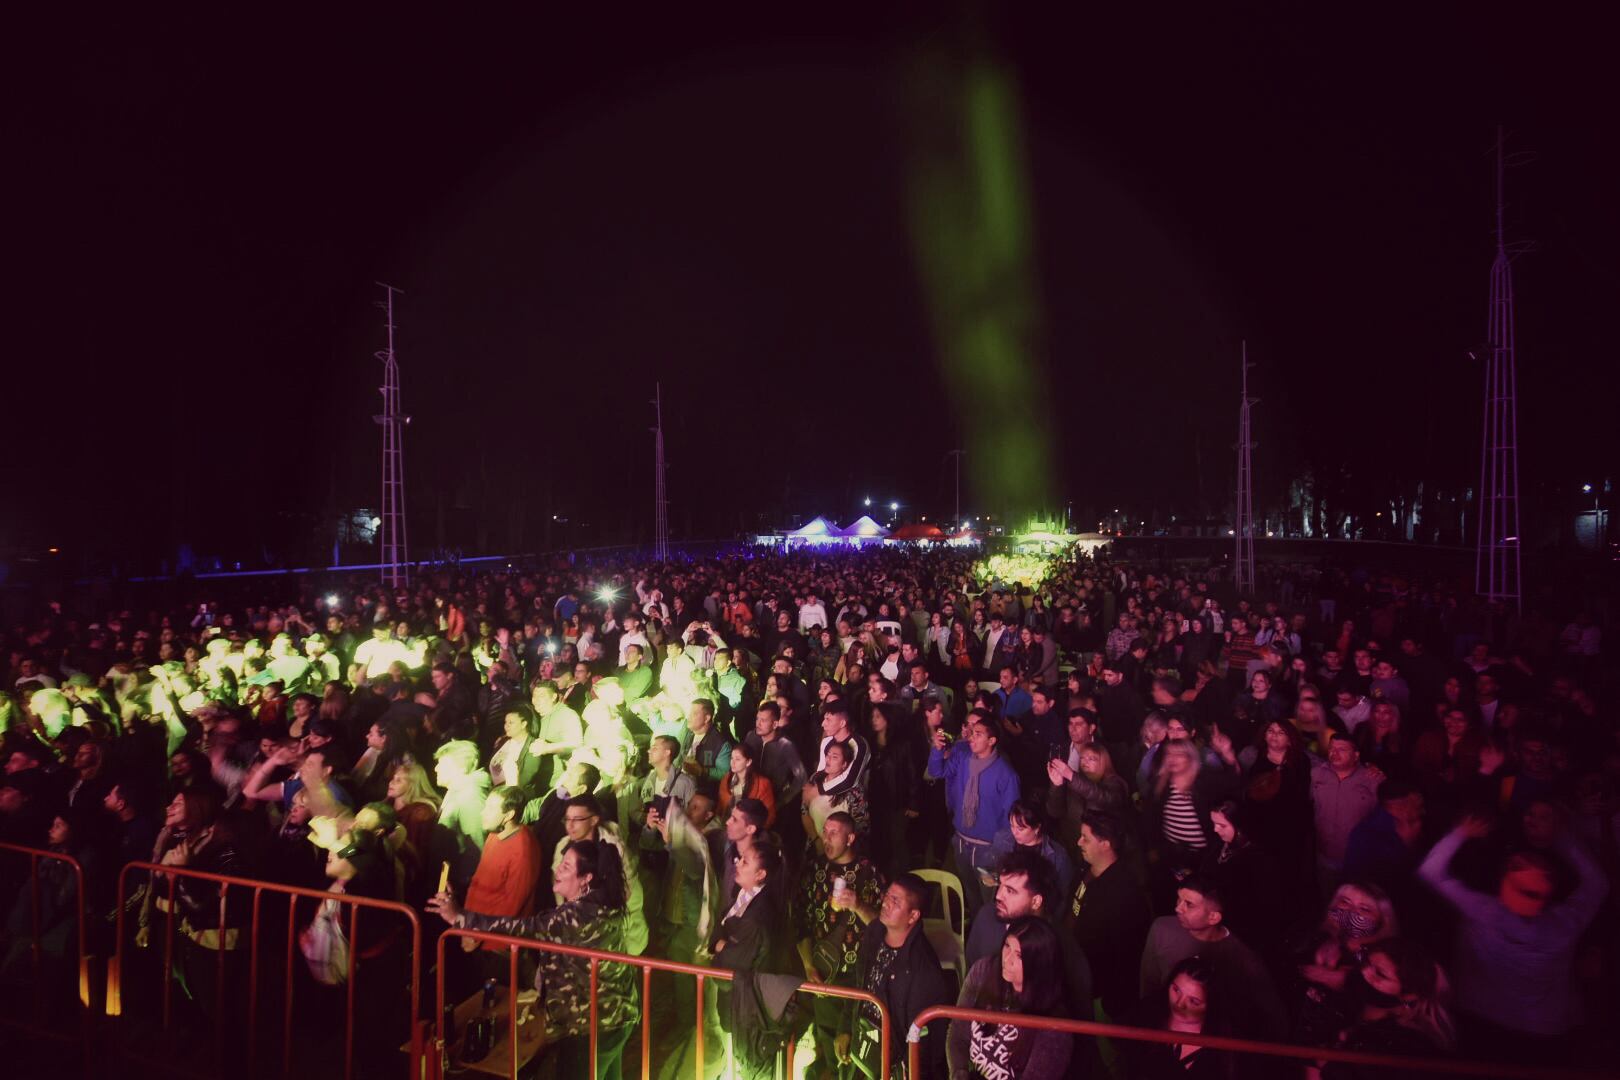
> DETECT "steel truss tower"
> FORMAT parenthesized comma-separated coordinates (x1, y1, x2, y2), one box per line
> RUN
(373, 284, 410, 588)
(652, 383, 669, 563)
(1235, 341, 1257, 593)
(946, 449, 964, 527)
(1475, 128, 1522, 612)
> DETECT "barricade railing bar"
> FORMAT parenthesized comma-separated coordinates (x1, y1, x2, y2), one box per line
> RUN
(436, 926, 893, 1080)
(907, 1004, 1607, 1080)
(0, 839, 93, 1073)
(109, 859, 424, 1080)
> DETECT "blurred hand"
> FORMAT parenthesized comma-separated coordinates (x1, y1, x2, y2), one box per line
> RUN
(1299, 963, 1337, 987)
(1457, 814, 1493, 840)
(1047, 759, 1074, 785)
(426, 890, 463, 925)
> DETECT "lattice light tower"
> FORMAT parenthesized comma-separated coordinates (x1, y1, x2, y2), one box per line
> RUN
(373, 283, 410, 588)
(1235, 341, 1257, 593)
(946, 448, 965, 526)
(652, 383, 669, 563)
(1475, 128, 1523, 613)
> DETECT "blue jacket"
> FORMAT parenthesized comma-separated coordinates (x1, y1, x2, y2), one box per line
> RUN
(926, 742, 1020, 843)
(995, 686, 1033, 719)
(1341, 808, 1417, 892)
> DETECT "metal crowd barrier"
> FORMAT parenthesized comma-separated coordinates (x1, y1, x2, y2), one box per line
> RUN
(0, 840, 93, 1072)
(435, 926, 894, 1080)
(907, 1005, 1606, 1080)
(108, 860, 425, 1080)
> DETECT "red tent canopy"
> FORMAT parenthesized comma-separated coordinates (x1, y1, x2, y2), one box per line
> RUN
(889, 523, 946, 540)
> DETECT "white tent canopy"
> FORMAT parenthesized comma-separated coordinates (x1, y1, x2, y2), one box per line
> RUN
(840, 515, 890, 540)
(788, 516, 841, 538)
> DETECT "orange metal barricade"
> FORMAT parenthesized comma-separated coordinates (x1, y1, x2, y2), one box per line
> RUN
(434, 926, 893, 1080)
(0, 840, 93, 1073)
(907, 1005, 1606, 1080)
(108, 859, 425, 1080)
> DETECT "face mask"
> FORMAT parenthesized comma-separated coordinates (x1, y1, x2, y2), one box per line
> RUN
(1329, 905, 1380, 939)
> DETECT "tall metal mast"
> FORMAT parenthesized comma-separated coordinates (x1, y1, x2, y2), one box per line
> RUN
(652, 383, 669, 563)
(1235, 341, 1257, 593)
(373, 283, 409, 588)
(946, 449, 964, 525)
(1475, 127, 1522, 612)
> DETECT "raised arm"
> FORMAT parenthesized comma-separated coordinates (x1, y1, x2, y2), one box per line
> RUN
(241, 746, 299, 804)
(1417, 819, 1497, 921)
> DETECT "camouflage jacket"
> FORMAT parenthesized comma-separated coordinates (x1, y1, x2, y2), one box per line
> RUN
(462, 894, 638, 1039)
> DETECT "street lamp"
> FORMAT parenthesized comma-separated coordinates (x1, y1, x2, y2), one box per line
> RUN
(889, 501, 899, 513)
(1585, 484, 1604, 552)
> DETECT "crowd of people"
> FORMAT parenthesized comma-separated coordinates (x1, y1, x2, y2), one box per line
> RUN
(0, 545, 1615, 1079)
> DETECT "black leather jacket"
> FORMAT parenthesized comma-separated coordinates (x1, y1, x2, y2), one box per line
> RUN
(842, 919, 950, 1076)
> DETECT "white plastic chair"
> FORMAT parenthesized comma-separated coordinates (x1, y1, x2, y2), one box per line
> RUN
(912, 868, 968, 982)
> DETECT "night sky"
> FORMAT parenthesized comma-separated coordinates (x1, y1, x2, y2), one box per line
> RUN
(10, 7, 1616, 570)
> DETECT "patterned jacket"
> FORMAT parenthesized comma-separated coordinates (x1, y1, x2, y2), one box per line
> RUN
(794, 854, 884, 982)
(461, 894, 638, 1039)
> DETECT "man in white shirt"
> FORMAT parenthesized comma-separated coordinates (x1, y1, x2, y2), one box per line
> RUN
(1333, 688, 1372, 734)
(616, 613, 650, 667)
(14, 658, 57, 689)
(798, 593, 828, 633)
(680, 621, 728, 670)
(636, 579, 670, 625)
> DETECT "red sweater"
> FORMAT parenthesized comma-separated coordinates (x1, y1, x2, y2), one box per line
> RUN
(466, 828, 543, 924)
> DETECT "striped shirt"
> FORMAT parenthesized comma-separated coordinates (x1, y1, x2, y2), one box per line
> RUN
(1161, 788, 1206, 848)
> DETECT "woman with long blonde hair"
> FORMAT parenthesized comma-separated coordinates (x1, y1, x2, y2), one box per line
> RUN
(386, 760, 442, 901)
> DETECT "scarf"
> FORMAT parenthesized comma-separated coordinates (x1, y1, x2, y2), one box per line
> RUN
(962, 751, 997, 829)
(817, 762, 851, 795)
